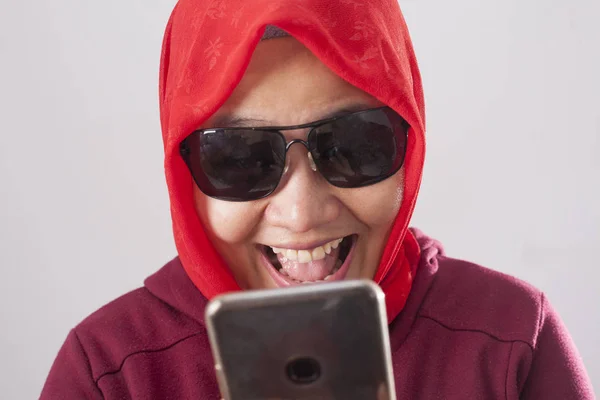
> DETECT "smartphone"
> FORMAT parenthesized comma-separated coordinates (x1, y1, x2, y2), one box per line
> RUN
(205, 280, 396, 400)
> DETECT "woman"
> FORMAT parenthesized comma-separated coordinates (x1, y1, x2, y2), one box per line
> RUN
(41, 0, 594, 398)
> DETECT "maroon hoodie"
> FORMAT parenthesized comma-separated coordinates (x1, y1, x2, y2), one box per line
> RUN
(42, 0, 594, 397)
(40, 229, 595, 399)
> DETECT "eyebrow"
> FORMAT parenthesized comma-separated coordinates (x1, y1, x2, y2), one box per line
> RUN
(210, 115, 269, 128)
(208, 102, 377, 129)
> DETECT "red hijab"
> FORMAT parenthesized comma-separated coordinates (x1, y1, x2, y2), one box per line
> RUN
(159, 0, 426, 322)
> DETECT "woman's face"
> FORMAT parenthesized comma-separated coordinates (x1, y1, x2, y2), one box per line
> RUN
(194, 37, 404, 289)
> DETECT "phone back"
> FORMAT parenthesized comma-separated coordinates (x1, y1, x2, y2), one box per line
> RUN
(205, 280, 395, 400)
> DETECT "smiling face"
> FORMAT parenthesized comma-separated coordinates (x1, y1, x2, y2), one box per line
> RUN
(193, 37, 404, 289)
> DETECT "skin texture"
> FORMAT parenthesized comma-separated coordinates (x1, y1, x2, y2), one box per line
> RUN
(194, 37, 404, 289)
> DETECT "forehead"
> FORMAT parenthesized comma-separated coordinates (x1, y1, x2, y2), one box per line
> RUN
(205, 37, 382, 127)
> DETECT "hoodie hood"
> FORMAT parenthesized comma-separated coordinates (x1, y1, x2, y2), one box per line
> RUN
(159, 0, 425, 321)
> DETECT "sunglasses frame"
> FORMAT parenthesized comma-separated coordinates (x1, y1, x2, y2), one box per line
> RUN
(180, 106, 409, 201)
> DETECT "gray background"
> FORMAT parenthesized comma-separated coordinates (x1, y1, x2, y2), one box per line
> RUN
(0, 0, 598, 397)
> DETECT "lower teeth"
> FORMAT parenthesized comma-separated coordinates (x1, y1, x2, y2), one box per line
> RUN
(286, 265, 341, 284)
(275, 238, 348, 283)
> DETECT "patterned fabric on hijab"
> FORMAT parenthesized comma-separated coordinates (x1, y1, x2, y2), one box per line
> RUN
(159, 0, 425, 321)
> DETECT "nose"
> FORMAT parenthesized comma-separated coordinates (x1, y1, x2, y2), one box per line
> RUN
(264, 143, 340, 234)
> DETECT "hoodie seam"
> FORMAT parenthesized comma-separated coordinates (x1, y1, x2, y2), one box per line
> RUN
(505, 341, 514, 400)
(417, 314, 535, 352)
(94, 331, 205, 384)
(533, 292, 545, 348)
(73, 329, 105, 399)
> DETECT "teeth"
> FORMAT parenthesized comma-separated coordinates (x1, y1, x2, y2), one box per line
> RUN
(312, 246, 326, 261)
(297, 250, 311, 263)
(270, 237, 346, 263)
(331, 238, 342, 250)
(286, 249, 298, 261)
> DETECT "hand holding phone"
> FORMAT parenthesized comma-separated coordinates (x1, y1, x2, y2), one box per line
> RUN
(206, 280, 396, 400)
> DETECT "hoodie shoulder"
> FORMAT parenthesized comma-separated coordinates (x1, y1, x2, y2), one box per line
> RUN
(73, 261, 206, 381)
(420, 255, 543, 347)
(410, 228, 543, 348)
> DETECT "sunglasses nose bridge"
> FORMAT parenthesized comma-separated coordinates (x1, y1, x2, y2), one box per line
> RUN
(283, 139, 317, 173)
(285, 138, 309, 152)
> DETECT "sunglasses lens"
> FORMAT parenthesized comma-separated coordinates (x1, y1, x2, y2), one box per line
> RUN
(181, 108, 409, 201)
(181, 129, 286, 201)
(309, 108, 408, 188)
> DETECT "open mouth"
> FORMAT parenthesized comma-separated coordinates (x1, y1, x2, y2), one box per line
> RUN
(260, 235, 357, 286)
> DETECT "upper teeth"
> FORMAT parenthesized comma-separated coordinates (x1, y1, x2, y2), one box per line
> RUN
(271, 238, 344, 262)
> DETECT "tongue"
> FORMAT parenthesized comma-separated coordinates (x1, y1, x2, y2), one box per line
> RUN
(277, 247, 340, 282)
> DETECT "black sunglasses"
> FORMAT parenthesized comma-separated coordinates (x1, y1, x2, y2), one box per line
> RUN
(179, 106, 409, 202)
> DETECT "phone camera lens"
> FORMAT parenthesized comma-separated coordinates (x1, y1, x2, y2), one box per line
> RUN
(286, 357, 321, 384)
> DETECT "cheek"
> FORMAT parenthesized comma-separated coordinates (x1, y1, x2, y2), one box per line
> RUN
(193, 187, 261, 243)
(343, 173, 404, 229)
